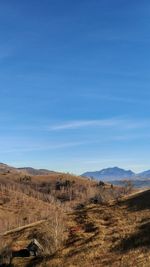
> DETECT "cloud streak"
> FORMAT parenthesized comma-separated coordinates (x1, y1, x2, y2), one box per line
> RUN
(0, 116, 149, 133)
(49, 119, 118, 130)
(48, 118, 149, 131)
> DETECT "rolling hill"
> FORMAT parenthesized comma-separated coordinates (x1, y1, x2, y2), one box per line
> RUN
(0, 163, 55, 176)
(17, 167, 55, 176)
(1, 187, 150, 267)
(0, 162, 149, 266)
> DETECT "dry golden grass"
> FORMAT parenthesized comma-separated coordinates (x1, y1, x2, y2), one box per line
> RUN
(1, 168, 149, 267)
(37, 189, 149, 267)
(0, 190, 149, 267)
(0, 171, 94, 228)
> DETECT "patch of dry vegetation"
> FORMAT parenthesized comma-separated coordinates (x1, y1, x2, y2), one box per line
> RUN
(1, 170, 149, 267)
(0, 171, 122, 233)
(64, 189, 150, 267)
(15, 190, 149, 267)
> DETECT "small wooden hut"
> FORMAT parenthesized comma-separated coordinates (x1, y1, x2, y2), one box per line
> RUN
(12, 239, 43, 258)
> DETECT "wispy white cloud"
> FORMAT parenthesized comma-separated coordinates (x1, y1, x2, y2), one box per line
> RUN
(48, 119, 118, 130)
(0, 117, 148, 132)
(48, 118, 149, 131)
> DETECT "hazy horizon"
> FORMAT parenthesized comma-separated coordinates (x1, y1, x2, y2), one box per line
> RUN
(2, 161, 150, 176)
(1, 1, 150, 174)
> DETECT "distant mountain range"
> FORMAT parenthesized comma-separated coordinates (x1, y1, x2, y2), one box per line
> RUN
(18, 167, 55, 175)
(0, 163, 55, 175)
(0, 163, 17, 173)
(82, 167, 150, 181)
(138, 170, 150, 178)
(1, 162, 150, 183)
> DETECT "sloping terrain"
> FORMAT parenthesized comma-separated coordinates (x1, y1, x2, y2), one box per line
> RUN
(0, 163, 19, 174)
(0, 170, 97, 234)
(0, 163, 149, 267)
(0, 163, 56, 176)
(37, 189, 149, 267)
(1, 189, 150, 267)
(17, 167, 55, 176)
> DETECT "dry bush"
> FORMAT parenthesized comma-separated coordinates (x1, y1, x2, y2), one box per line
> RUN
(121, 179, 134, 194)
(0, 238, 12, 266)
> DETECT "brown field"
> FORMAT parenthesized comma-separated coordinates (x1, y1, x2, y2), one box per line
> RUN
(0, 167, 149, 267)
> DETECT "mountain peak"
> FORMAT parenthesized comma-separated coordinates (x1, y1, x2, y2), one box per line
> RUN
(82, 167, 135, 181)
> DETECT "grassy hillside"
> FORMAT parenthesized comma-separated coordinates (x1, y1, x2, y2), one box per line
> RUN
(0, 168, 149, 267)
(0, 171, 97, 233)
(9, 190, 150, 267)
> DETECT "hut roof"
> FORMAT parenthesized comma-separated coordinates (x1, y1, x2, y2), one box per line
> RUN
(11, 239, 43, 252)
(27, 239, 43, 251)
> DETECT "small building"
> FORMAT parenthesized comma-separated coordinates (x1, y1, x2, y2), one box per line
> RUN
(27, 239, 43, 256)
(12, 239, 43, 258)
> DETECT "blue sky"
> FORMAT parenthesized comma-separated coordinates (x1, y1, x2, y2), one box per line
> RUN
(0, 0, 150, 174)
